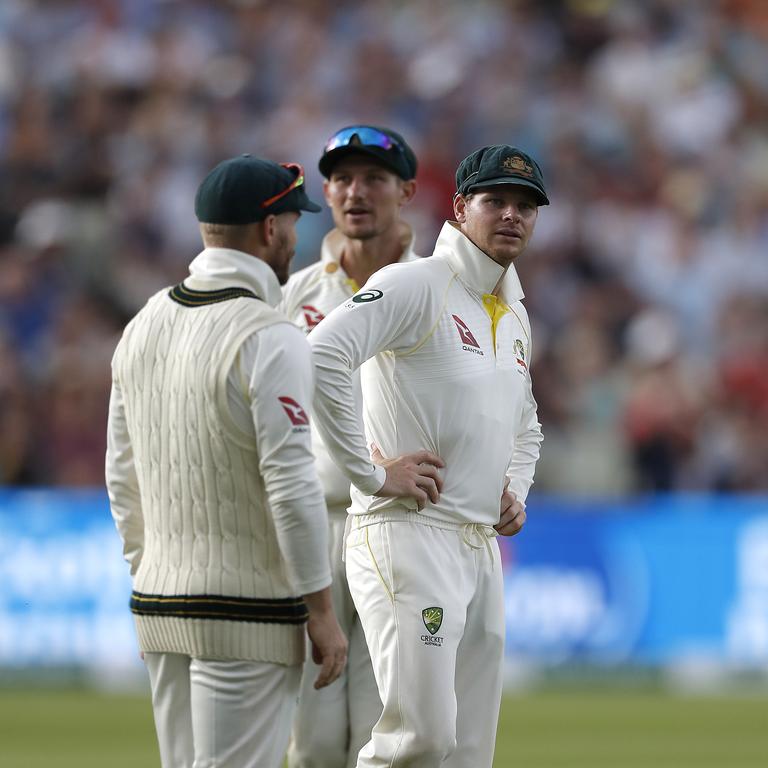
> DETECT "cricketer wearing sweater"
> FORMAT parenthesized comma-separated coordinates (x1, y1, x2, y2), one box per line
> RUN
(308, 145, 546, 768)
(106, 155, 347, 768)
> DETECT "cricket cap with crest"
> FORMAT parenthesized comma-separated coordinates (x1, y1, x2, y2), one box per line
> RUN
(455, 145, 549, 205)
(195, 154, 321, 224)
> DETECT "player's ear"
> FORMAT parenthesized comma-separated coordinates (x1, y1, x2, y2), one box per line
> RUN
(398, 179, 417, 206)
(453, 193, 467, 223)
(259, 214, 277, 246)
(322, 178, 332, 206)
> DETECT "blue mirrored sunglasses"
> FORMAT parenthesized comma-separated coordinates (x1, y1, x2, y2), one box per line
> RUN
(324, 126, 403, 153)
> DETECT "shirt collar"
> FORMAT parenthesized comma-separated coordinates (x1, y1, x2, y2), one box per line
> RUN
(185, 247, 283, 307)
(433, 221, 524, 303)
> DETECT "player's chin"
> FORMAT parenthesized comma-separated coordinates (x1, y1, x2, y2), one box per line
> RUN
(340, 222, 378, 240)
(275, 262, 292, 285)
(276, 251, 296, 285)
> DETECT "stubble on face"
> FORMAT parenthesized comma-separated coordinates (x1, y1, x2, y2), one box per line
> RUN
(271, 228, 294, 285)
(265, 212, 299, 285)
(325, 158, 404, 242)
(456, 187, 538, 268)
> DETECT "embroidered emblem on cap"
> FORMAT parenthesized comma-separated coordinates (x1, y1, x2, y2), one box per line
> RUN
(502, 155, 534, 177)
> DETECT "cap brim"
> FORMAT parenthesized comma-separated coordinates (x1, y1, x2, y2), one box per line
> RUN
(467, 177, 549, 205)
(319, 146, 409, 180)
(300, 197, 322, 213)
(272, 188, 322, 215)
(292, 185, 322, 213)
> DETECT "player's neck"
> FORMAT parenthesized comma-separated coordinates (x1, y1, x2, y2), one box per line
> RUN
(339, 228, 406, 288)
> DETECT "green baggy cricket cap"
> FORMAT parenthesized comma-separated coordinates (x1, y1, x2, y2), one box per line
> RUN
(195, 154, 322, 224)
(455, 145, 549, 205)
(318, 125, 418, 181)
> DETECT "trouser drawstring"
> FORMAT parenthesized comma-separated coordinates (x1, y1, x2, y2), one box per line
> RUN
(461, 523, 498, 568)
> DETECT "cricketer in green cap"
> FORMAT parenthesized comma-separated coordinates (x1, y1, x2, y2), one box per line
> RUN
(453, 144, 548, 269)
(455, 145, 548, 205)
(107, 147, 348, 768)
(194, 154, 322, 284)
(195, 154, 322, 224)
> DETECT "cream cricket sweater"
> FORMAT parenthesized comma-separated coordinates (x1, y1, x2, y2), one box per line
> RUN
(309, 222, 543, 527)
(107, 248, 330, 665)
(279, 223, 419, 516)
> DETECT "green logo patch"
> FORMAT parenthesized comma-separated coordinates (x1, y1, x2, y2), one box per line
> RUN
(351, 289, 383, 304)
(422, 606, 443, 635)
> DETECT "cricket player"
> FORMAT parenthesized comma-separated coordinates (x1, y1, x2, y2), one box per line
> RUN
(280, 125, 420, 768)
(106, 154, 347, 768)
(308, 144, 546, 767)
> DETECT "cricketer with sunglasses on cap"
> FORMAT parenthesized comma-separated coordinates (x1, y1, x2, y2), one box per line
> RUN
(308, 145, 546, 767)
(106, 154, 347, 768)
(279, 125, 430, 768)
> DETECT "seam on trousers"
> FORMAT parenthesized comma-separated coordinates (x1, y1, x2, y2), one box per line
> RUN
(387, 522, 406, 768)
(365, 527, 393, 604)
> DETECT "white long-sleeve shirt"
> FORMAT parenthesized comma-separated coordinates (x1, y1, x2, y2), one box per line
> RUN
(106, 248, 331, 598)
(279, 224, 419, 515)
(309, 222, 543, 528)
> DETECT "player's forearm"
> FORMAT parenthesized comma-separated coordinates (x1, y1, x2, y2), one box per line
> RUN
(261, 443, 334, 594)
(105, 383, 145, 575)
(271, 497, 332, 595)
(301, 584, 335, 614)
(505, 409, 543, 503)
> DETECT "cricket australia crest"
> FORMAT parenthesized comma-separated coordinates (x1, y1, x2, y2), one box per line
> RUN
(422, 606, 443, 635)
(502, 155, 534, 177)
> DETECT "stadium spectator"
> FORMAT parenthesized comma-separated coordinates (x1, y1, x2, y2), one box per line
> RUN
(0, 0, 765, 494)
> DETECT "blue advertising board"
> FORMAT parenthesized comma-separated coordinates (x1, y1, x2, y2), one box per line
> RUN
(0, 489, 139, 673)
(500, 495, 768, 667)
(2, 490, 768, 672)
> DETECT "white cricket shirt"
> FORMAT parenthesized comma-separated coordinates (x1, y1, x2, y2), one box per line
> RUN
(279, 224, 419, 515)
(309, 222, 543, 527)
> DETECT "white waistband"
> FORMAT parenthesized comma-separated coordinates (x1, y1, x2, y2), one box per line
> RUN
(348, 508, 496, 533)
(343, 510, 498, 564)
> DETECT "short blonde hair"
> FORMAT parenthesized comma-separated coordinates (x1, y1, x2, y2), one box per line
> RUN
(199, 221, 254, 248)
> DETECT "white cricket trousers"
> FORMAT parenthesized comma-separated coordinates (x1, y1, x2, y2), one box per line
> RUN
(287, 514, 382, 768)
(346, 513, 505, 768)
(144, 652, 301, 768)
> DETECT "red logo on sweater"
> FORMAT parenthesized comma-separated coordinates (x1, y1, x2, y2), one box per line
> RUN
(452, 315, 483, 355)
(301, 305, 325, 330)
(278, 396, 310, 426)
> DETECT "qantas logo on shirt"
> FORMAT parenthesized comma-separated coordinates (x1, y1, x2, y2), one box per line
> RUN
(278, 396, 310, 427)
(452, 315, 484, 356)
(301, 305, 325, 330)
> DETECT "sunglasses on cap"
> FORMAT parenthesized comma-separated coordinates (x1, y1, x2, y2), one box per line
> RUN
(324, 126, 403, 154)
(261, 162, 305, 209)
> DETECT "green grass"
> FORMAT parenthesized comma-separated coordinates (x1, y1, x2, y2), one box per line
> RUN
(0, 686, 766, 767)
(495, 688, 768, 768)
(0, 688, 158, 768)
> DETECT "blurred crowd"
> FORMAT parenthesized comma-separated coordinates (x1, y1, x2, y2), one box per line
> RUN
(0, 0, 766, 494)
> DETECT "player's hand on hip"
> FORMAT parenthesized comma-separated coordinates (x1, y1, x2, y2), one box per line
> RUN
(495, 478, 526, 537)
(306, 608, 348, 690)
(371, 444, 445, 509)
